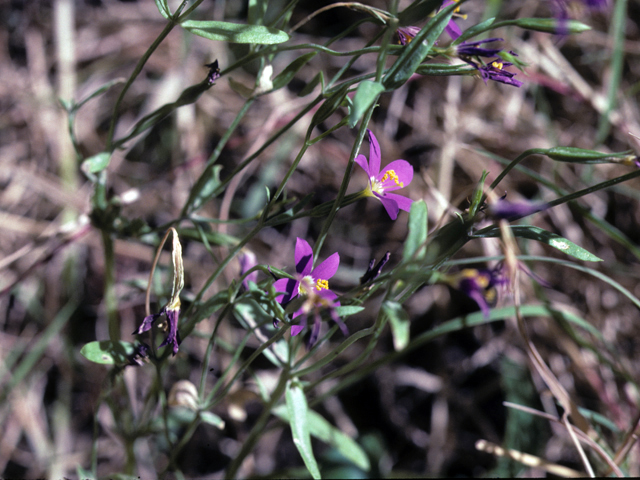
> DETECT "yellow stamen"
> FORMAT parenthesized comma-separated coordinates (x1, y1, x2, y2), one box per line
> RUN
(491, 61, 504, 70)
(380, 169, 404, 188)
(315, 279, 329, 291)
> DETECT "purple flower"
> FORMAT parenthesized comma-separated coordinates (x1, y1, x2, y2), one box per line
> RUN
(355, 130, 414, 220)
(456, 38, 505, 58)
(443, 267, 509, 318)
(133, 304, 181, 356)
(488, 199, 548, 221)
(474, 60, 523, 88)
(238, 250, 258, 289)
(273, 238, 347, 341)
(397, 26, 421, 45)
(442, 1, 463, 40)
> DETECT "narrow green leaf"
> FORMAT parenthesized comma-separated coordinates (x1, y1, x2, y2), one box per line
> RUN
(189, 165, 223, 211)
(81, 152, 111, 175)
(398, 0, 443, 26)
(181, 20, 289, 44)
(248, 0, 267, 25)
(286, 380, 321, 479)
(273, 406, 370, 472)
(311, 83, 350, 128)
(80, 340, 136, 365)
(383, 1, 456, 89)
(452, 17, 496, 44)
(416, 63, 476, 76)
(383, 301, 410, 351)
(480, 226, 602, 262)
(272, 53, 318, 91)
(334, 306, 365, 317)
(299, 72, 324, 97)
(154, 0, 171, 19)
(403, 200, 428, 262)
(348, 80, 385, 128)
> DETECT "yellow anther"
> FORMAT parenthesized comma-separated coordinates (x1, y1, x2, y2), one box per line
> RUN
(380, 169, 403, 188)
(491, 61, 504, 70)
(315, 279, 329, 291)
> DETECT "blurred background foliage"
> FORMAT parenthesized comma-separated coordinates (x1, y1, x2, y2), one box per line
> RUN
(2, 0, 640, 478)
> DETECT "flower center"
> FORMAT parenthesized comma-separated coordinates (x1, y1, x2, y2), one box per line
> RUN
(371, 169, 403, 195)
(491, 61, 504, 70)
(298, 276, 329, 296)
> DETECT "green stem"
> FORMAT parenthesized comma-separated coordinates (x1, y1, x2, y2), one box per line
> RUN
(102, 231, 120, 341)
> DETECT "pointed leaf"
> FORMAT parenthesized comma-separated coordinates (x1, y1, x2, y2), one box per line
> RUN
(181, 20, 289, 44)
(80, 340, 136, 365)
(286, 380, 321, 479)
(403, 200, 428, 261)
(272, 53, 318, 91)
(348, 80, 385, 128)
(200, 411, 226, 429)
(273, 405, 370, 472)
(81, 152, 111, 175)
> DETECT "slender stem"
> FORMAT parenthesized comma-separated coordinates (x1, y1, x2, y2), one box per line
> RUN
(102, 231, 120, 341)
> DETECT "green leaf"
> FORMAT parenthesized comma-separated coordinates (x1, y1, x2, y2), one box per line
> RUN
(181, 20, 290, 44)
(154, 0, 171, 19)
(310, 83, 350, 128)
(398, 0, 443, 26)
(248, 0, 267, 25)
(481, 226, 602, 262)
(383, 1, 456, 90)
(415, 63, 476, 76)
(298, 71, 324, 97)
(403, 200, 428, 262)
(348, 80, 385, 128)
(383, 301, 410, 351)
(452, 17, 496, 44)
(273, 406, 370, 472)
(80, 340, 136, 365)
(200, 411, 226, 429)
(286, 380, 321, 479)
(272, 53, 318, 91)
(334, 306, 365, 317)
(189, 165, 223, 211)
(81, 152, 111, 175)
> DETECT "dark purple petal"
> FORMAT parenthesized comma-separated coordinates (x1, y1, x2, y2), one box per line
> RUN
(133, 312, 162, 335)
(384, 192, 413, 212)
(274, 277, 299, 304)
(467, 290, 491, 319)
(308, 315, 322, 346)
(294, 237, 314, 276)
(159, 308, 181, 356)
(366, 130, 381, 176)
(457, 38, 504, 57)
(488, 200, 548, 221)
(475, 61, 523, 88)
(311, 252, 340, 281)
(374, 192, 400, 220)
(378, 160, 413, 191)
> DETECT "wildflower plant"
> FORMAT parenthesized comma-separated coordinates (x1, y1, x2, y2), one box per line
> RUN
(7, 0, 640, 477)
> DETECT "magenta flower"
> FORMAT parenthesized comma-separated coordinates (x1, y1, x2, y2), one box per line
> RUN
(273, 238, 347, 341)
(441, 0, 462, 39)
(488, 199, 548, 221)
(355, 130, 414, 220)
(474, 60, 523, 88)
(238, 250, 258, 290)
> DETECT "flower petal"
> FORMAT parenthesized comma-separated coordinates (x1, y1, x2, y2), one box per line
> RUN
(291, 325, 306, 336)
(354, 154, 370, 177)
(385, 192, 413, 212)
(294, 237, 313, 276)
(375, 193, 400, 220)
(379, 160, 413, 191)
(311, 252, 340, 281)
(133, 312, 162, 335)
(159, 308, 181, 356)
(366, 130, 381, 176)
(274, 278, 298, 304)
